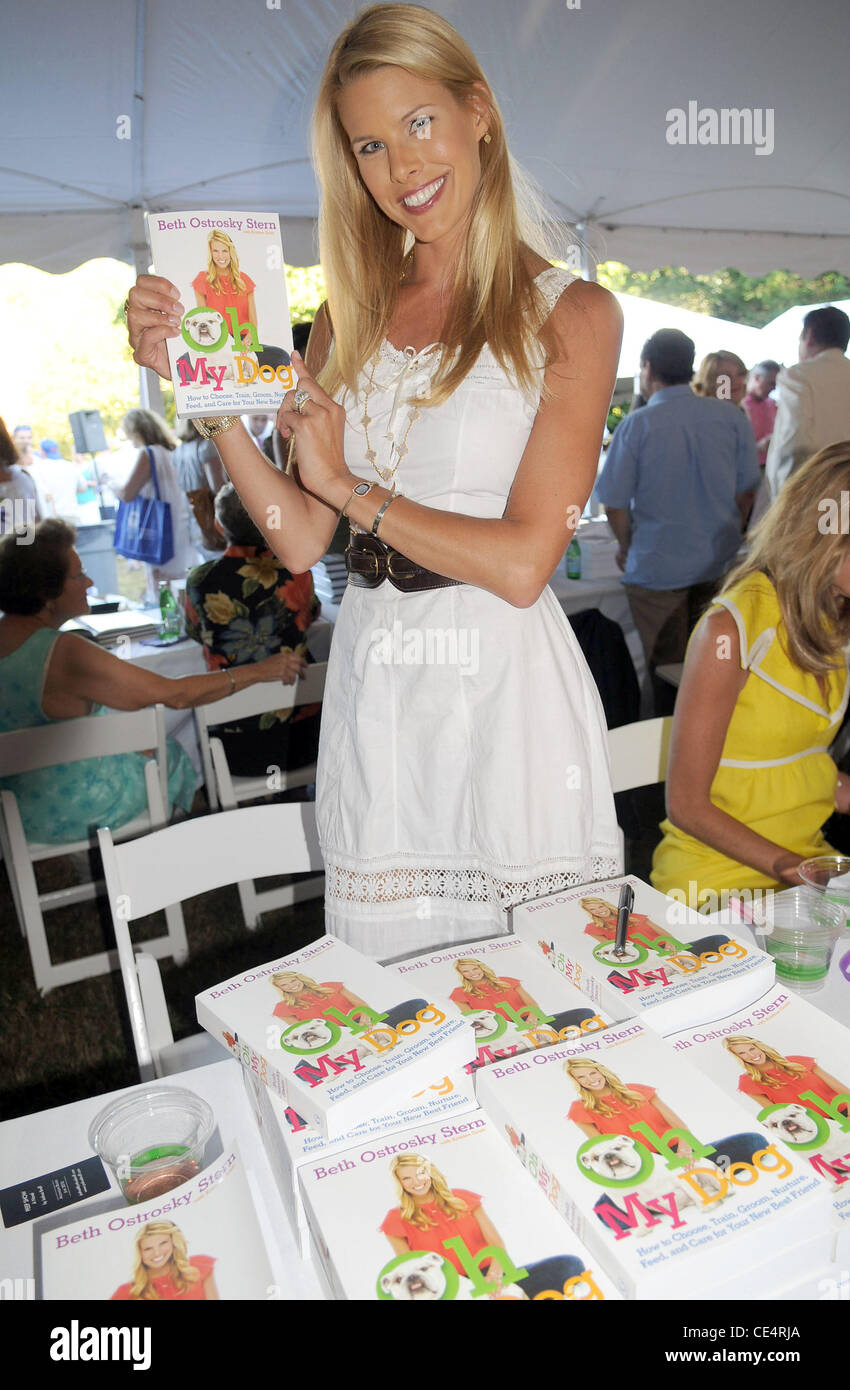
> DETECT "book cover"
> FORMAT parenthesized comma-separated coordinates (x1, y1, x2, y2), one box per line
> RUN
(475, 1017, 836, 1299)
(666, 984, 850, 1221)
(242, 1064, 479, 1258)
(511, 874, 774, 1035)
(298, 1112, 620, 1301)
(391, 934, 617, 1074)
(195, 935, 475, 1140)
(40, 1144, 274, 1300)
(145, 210, 294, 418)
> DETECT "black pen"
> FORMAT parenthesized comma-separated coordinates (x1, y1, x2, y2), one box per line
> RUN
(613, 882, 634, 958)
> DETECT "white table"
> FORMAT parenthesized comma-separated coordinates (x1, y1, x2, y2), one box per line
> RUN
(0, 1059, 322, 1300)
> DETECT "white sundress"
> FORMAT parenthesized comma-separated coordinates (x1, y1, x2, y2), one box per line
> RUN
(316, 266, 622, 960)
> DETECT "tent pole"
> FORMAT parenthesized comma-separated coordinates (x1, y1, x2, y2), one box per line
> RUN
(574, 220, 597, 282)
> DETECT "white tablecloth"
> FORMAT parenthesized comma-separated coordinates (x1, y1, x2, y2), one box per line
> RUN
(0, 1058, 322, 1299)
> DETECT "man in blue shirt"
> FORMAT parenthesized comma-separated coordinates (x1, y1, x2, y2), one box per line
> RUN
(596, 329, 760, 713)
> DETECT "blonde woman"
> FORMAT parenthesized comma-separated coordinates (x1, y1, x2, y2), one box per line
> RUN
(692, 351, 749, 406)
(653, 443, 850, 899)
(125, 4, 623, 958)
(380, 1152, 511, 1293)
(270, 972, 374, 1025)
(110, 1221, 218, 1301)
(565, 1058, 694, 1151)
(722, 1035, 850, 1113)
(192, 231, 257, 346)
(448, 956, 543, 1020)
(102, 408, 198, 600)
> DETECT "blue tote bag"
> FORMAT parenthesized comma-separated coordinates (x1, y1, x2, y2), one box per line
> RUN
(113, 446, 174, 565)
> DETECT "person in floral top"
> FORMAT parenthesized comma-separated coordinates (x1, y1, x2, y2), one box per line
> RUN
(183, 483, 321, 776)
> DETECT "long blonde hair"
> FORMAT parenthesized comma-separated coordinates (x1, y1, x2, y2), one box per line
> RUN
(312, 3, 565, 408)
(719, 442, 850, 674)
(203, 230, 248, 297)
(453, 957, 509, 998)
(564, 1059, 646, 1117)
(270, 972, 335, 1008)
(692, 350, 747, 399)
(722, 1034, 807, 1089)
(389, 1153, 468, 1230)
(128, 1221, 200, 1301)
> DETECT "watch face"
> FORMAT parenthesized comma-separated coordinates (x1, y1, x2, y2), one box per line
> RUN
(354, 482, 371, 495)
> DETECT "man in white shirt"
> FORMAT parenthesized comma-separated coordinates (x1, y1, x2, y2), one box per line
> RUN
(766, 306, 850, 498)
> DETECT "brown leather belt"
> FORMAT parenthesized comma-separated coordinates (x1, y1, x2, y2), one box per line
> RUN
(345, 532, 462, 593)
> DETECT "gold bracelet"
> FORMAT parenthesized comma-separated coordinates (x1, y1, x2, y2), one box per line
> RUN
(341, 480, 376, 518)
(194, 416, 239, 439)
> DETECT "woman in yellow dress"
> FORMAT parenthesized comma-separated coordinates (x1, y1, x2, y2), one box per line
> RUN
(652, 442, 850, 899)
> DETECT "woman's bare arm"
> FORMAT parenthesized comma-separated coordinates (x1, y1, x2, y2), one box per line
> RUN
(283, 280, 624, 607)
(665, 608, 805, 884)
(43, 632, 306, 715)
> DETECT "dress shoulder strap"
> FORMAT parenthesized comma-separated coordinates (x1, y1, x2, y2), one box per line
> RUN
(533, 265, 577, 319)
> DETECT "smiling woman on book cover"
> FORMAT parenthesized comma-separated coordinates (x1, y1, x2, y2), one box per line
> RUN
(448, 956, 543, 1021)
(722, 1035, 850, 1111)
(125, 3, 624, 960)
(110, 1221, 219, 1301)
(192, 230, 257, 347)
(269, 972, 374, 1025)
(380, 1153, 513, 1296)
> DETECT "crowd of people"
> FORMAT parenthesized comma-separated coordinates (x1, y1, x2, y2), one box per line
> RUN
(2, 1, 850, 989)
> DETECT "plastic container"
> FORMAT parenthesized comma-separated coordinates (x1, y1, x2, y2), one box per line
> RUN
(756, 887, 844, 994)
(88, 1086, 215, 1204)
(798, 856, 850, 934)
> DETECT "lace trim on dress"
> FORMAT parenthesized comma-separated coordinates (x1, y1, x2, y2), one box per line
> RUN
(325, 855, 622, 911)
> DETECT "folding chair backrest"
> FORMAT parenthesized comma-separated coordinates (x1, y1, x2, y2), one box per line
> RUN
(97, 800, 322, 923)
(0, 706, 168, 809)
(194, 663, 326, 808)
(607, 716, 673, 795)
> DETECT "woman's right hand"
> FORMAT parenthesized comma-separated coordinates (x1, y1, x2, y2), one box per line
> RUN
(773, 850, 805, 886)
(257, 650, 309, 685)
(125, 274, 184, 381)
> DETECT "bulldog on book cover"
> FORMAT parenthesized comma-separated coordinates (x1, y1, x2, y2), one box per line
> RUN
(391, 934, 619, 1073)
(298, 1112, 619, 1301)
(667, 984, 850, 1221)
(196, 935, 475, 1140)
(145, 210, 294, 418)
(511, 875, 774, 1036)
(40, 1145, 273, 1300)
(475, 1017, 836, 1300)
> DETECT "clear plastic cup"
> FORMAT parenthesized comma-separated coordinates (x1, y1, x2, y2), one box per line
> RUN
(798, 856, 850, 936)
(88, 1085, 215, 1204)
(757, 887, 844, 994)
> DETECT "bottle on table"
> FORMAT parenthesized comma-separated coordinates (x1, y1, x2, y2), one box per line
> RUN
(566, 535, 582, 580)
(158, 580, 181, 641)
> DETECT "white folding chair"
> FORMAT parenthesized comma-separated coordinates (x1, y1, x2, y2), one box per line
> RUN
(607, 716, 673, 860)
(97, 801, 324, 1080)
(0, 706, 188, 994)
(195, 662, 327, 811)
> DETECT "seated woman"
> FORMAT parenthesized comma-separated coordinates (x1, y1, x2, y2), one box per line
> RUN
(0, 519, 306, 843)
(183, 483, 321, 776)
(652, 443, 850, 901)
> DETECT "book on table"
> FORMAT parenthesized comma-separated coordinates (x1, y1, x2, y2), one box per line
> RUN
(298, 1110, 620, 1302)
(195, 935, 475, 1141)
(39, 1144, 274, 1301)
(511, 874, 774, 1036)
(665, 982, 850, 1224)
(474, 1015, 837, 1300)
(389, 932, 619, 1074)
(145, 210, 294, 419)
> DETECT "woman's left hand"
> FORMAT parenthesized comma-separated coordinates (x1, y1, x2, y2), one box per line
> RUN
(276, 352, 352, 503)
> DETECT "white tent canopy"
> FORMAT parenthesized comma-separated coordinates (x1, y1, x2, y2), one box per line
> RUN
(3, 0, 849, 278)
